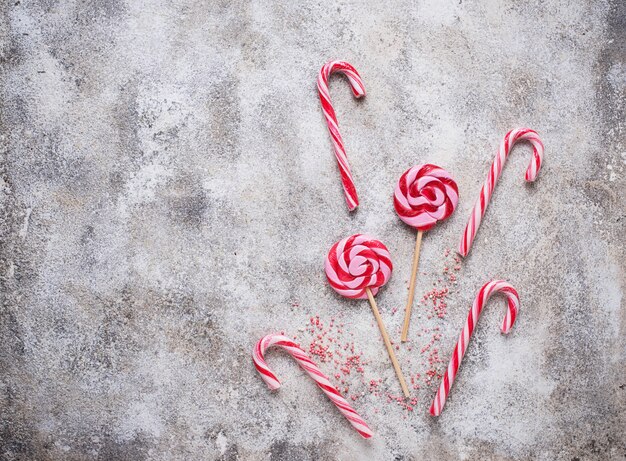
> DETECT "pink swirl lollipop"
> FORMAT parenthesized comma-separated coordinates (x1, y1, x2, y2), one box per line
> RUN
(325, 234, 392, 299)
(394, 164, 459, 342)
(325, 234, 409, 397)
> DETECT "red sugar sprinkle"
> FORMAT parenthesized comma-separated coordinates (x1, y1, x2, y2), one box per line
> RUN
(292, 249, 462, 412)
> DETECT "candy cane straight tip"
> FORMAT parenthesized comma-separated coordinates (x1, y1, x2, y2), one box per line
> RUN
(458, 128, 544, 257)
(253, 334, 373, 438)
(429, 280, 520, 417)
(317, 60, 366, 211)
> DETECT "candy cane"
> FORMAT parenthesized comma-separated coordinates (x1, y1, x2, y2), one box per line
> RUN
(429, 280, 520, 416)
(253, 334, 373, 438)
(317, 60, 366, 211)
(459, 128, 544, 257)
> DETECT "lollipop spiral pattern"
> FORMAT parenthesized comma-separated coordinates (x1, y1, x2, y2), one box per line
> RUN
(325, 234, 392, 299)
(394, 164, 459, 231)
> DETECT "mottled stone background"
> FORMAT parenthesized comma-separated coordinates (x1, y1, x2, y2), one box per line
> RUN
(0, 1, 624, 460)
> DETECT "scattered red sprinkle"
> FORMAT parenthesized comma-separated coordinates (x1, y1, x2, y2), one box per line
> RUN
(292, 248, 463, 412)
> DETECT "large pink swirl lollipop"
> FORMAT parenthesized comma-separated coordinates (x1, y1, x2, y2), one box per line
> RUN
(325, 234, 410, 397)
(394, 164, 459, 342)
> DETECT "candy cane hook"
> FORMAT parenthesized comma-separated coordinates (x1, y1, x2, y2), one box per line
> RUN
(317, 60, 366, 211)
(459, 128, 544, 256)
(253, 334, 373, 438)
(430, 280, 520, 416)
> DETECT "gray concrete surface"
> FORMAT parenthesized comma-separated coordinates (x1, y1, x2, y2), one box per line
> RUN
(1, 1, 624, 460)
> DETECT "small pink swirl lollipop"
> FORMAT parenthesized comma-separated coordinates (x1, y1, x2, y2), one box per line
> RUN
(394, 164, 459, 342)
(325, 234, 410, 397)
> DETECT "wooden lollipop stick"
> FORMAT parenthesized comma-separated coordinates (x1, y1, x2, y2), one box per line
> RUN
(400, 230, 423, 342)
(365, 287, 410, 398)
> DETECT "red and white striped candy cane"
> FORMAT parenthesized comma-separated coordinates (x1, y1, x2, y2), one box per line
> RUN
(317, 60, 366, 211)
(253, 334, 373, 438)
(459, 128, 544, 257)
(429, 280, 520, 416)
